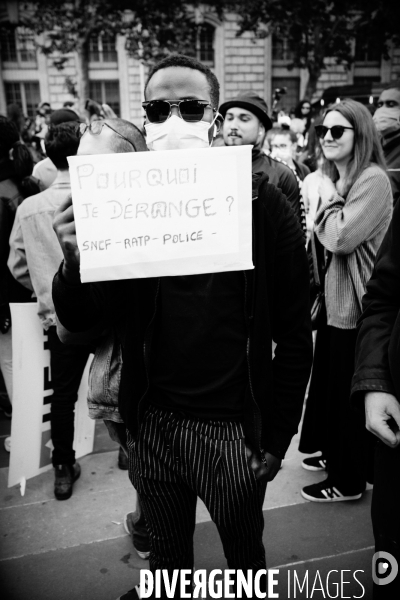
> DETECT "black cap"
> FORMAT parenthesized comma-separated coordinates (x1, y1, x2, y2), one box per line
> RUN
(219, 92, 272, 131)
(49, 108, 82, 125)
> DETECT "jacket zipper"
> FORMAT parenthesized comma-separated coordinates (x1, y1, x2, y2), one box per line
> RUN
(243, 271, 265, 460)
(137, 278, 160, 426)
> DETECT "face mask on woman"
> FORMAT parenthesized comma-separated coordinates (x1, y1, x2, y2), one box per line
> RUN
(145, 114, 219, 151)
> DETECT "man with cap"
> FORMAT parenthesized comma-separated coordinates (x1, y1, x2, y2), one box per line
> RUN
(33, 108, 83, 189)
(220, 92, 305, 230)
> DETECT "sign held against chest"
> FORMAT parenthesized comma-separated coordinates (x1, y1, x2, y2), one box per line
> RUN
(68, 145, 253, 282)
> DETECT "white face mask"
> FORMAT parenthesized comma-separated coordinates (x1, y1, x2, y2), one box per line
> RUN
(145, 114, 218, 151)
(373, 106, 400, 134)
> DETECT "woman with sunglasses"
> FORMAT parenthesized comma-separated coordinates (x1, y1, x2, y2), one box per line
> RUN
(300, 99, 393, 503)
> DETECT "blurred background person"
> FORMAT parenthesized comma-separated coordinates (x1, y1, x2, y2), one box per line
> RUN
(373, 82, 400, 205)
(269, 127, 310, 181)
(300, 100, 393, 502)
(32, 101, 52, 158)
(295, 99, 313, 137)
(6, 104, 25, 139)
(8, 121, 91, 498)
(33, 108, 82, 190)
(290, 117, 307, 153)
(0, 116, 41, 449)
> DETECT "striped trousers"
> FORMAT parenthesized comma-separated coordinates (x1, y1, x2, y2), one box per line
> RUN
(127, 405, 267, 597)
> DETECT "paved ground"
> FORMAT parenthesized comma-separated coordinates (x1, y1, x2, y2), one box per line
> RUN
(0, 414, 375, 600)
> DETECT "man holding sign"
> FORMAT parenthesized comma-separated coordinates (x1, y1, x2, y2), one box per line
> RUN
(52, 55, 313, 600)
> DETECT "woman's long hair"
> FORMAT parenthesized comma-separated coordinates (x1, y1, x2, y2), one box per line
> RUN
(301, 116, 323, 172)
(0, 116, 40, 198)
(321, 99, 387, 196)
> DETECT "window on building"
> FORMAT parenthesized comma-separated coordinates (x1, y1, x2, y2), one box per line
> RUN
(18, 28, 37, 63)
(197, 23, 215, 66)
(0, 26, 36, 66)
(89, 80, 120, 115)
(271, 77, 300, 112)
(4, 81, 40, 118)
(0, 28, 17, 61)
(354, 33, 381, 64)
(89, 33, 118, 63)
(272, 34, 295, 62)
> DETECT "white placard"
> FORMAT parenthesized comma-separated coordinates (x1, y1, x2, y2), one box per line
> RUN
(8, 303, 94, 490)
(68, 145, 253, 282)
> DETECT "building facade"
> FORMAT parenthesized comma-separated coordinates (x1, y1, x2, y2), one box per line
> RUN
(1, 1, 400, 126)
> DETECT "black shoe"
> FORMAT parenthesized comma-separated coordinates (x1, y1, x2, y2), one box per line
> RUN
(118, 447, 129, 470)
(54, 463, 81, 500)
(302, 454, 327, 471)
(301, 479, 363, 502)
(124, 512, 150, 559)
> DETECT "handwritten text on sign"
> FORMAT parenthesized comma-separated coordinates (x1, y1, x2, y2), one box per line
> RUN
(68, 145, 253, 282)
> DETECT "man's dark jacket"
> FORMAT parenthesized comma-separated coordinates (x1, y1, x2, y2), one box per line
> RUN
(382, 127, 400, 206)
(252, 148, 302, 223)
(352, 200, 400, 401)
(53, 174, 313, 459)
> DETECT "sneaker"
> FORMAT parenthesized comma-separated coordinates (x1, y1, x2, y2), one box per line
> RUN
(116, 584, 141, 600)
(124, 512, 150, 559)
(4, 436, 11, 452)
(302, 454, 327, 471)
(118, 446, 129, 470)
(301, 480, 363, 502)
(54, 462, 81, 501)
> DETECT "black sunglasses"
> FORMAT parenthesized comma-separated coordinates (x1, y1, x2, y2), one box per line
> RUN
(142, 99, 215, 124)
(315, 125, 354, 140)
(79, 121, 136, 150)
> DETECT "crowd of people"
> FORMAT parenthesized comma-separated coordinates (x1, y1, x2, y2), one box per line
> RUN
(1, 55, 400, 599)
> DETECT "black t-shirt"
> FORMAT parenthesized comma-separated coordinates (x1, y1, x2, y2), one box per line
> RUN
(150, 272, 248, 419)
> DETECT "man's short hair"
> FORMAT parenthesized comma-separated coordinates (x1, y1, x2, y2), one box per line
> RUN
(383, 81, 400, 93)
(45, 122, 80, 170)
(104, 118, 148, 153)
(145, 54, 220, 108)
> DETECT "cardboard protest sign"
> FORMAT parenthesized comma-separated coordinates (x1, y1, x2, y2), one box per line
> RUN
(68, 145, 253, 282)
(8, 303, 94, 492)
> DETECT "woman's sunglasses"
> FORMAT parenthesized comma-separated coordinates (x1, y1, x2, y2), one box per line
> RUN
(142, 99, 215, 124)
(79, 121, 136, 150)
(315, 125, 354, 140)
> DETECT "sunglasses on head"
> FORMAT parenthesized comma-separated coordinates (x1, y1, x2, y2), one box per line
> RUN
(142, 99, 215, 124)
(315, 125, 354, 140)
(79, 121, 136, 150)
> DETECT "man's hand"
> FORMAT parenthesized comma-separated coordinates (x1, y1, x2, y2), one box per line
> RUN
(365, 391, 400, 448)
(318, 175, 337, 204)
(246, 446, 282, 481)
(52, 194, 81, 284)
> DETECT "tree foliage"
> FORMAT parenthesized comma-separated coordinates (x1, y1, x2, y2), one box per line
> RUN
(15, 0, 204, 109)
(228, 0, 400, 97)
(21, 0, 200, 64)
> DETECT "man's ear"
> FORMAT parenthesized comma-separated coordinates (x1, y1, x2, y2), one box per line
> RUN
(214, 113, 224, 136)
(258, 123, 266, 138)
